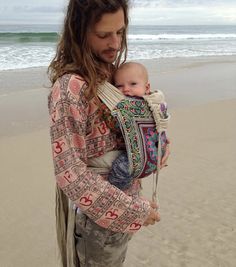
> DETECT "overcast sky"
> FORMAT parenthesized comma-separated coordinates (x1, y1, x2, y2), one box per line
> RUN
(0, 0, 236, 25)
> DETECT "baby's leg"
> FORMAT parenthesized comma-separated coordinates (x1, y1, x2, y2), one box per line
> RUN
(108, 152, 133, 190)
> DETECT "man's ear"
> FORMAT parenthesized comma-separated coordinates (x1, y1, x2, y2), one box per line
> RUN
(145, 82, 151, 94)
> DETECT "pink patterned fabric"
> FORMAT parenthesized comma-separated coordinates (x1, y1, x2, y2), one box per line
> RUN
(48, 74, 151, 233)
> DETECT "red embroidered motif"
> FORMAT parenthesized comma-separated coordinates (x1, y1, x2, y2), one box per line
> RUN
(97, 121, 107, 135)
(63, 171, 73, 183)
(53, 140, 65, 154)
(80, 194, 93, 206)
(105, 209, 119, 220)
(129, 222, 141, 231)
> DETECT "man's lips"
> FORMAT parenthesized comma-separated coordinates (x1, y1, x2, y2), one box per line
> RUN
(103, 50, 118, 57)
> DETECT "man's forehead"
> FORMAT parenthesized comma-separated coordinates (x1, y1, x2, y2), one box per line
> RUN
(93, 9, 125, 32)
(94, 25, 125, 33)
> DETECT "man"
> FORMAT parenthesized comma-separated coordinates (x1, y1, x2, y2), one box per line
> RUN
(48, 1, 168, 266)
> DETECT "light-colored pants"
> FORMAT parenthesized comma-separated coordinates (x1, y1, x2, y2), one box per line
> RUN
(74, 211, 132, 267)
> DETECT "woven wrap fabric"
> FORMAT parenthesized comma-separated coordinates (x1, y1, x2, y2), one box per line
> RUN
(111, 97, 164, 179)
(97, 82, 169, 180)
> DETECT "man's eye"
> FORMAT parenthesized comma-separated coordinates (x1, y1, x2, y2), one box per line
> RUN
(117, 30, 124, 36)
(97, 34, 107, 39)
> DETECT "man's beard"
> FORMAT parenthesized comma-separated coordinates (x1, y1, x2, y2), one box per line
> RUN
(95, 49, 119, 64)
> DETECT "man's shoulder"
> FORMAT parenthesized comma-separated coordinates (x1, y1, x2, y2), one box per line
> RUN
(56, 73, 87, 95)
(59, 73, 86, 86)
(49, 73, 88, 105)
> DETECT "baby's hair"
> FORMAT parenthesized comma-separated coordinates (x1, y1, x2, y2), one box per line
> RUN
(116, 61, 149, 82)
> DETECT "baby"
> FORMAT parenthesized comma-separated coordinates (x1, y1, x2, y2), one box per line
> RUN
(108, 62, 169, 189)
(88, 62, 169, 190)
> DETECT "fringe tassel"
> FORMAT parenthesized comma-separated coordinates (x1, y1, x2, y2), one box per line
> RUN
(55, 185, 79, 267)
(56, 185, 68, 266)
(143, 91, 170, 203)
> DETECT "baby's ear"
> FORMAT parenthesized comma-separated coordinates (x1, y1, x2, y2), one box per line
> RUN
(145, 82, 151, 94)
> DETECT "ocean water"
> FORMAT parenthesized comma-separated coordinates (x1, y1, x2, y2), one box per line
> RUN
(0, 24, 236, 70)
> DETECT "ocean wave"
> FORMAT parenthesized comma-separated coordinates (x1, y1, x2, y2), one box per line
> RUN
(1, 26, 236, 71)
(1, 31, 236, 45)
(0, 46, 55, 70)
(0, 32, 59, 43)
(128, 33, 236, 41)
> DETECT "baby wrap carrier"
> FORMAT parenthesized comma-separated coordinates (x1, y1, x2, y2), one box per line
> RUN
(97, 82, 170, 202)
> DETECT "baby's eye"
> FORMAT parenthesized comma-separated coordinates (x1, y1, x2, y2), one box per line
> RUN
(115, 84, 123, 89)
(131, 82, 137, 86)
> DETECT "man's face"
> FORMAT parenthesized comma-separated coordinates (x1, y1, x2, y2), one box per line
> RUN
(87, 8, 125, 64)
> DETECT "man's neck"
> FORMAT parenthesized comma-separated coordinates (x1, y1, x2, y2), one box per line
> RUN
(100, 62, 110, 72)
(100, 62, 115, 81)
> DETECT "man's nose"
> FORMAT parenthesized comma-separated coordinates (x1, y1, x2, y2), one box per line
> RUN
(108, 34, 121, 50)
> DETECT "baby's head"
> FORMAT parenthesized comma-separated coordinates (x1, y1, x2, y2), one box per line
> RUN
(114, 62, 150, 97)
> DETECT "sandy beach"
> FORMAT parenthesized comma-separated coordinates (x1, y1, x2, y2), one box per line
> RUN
(0, 56, 236, 267)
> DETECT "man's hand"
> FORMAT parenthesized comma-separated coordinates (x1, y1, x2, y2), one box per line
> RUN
(143, 201, 160, 226)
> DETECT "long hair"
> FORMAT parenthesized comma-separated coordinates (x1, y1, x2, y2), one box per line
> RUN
(48, 0, 129, 96)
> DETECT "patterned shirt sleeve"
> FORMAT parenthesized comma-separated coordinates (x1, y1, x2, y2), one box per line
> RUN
(48, 74, 151, 233)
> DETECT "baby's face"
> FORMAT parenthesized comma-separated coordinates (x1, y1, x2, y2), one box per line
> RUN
(114, 65, 150, 97)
